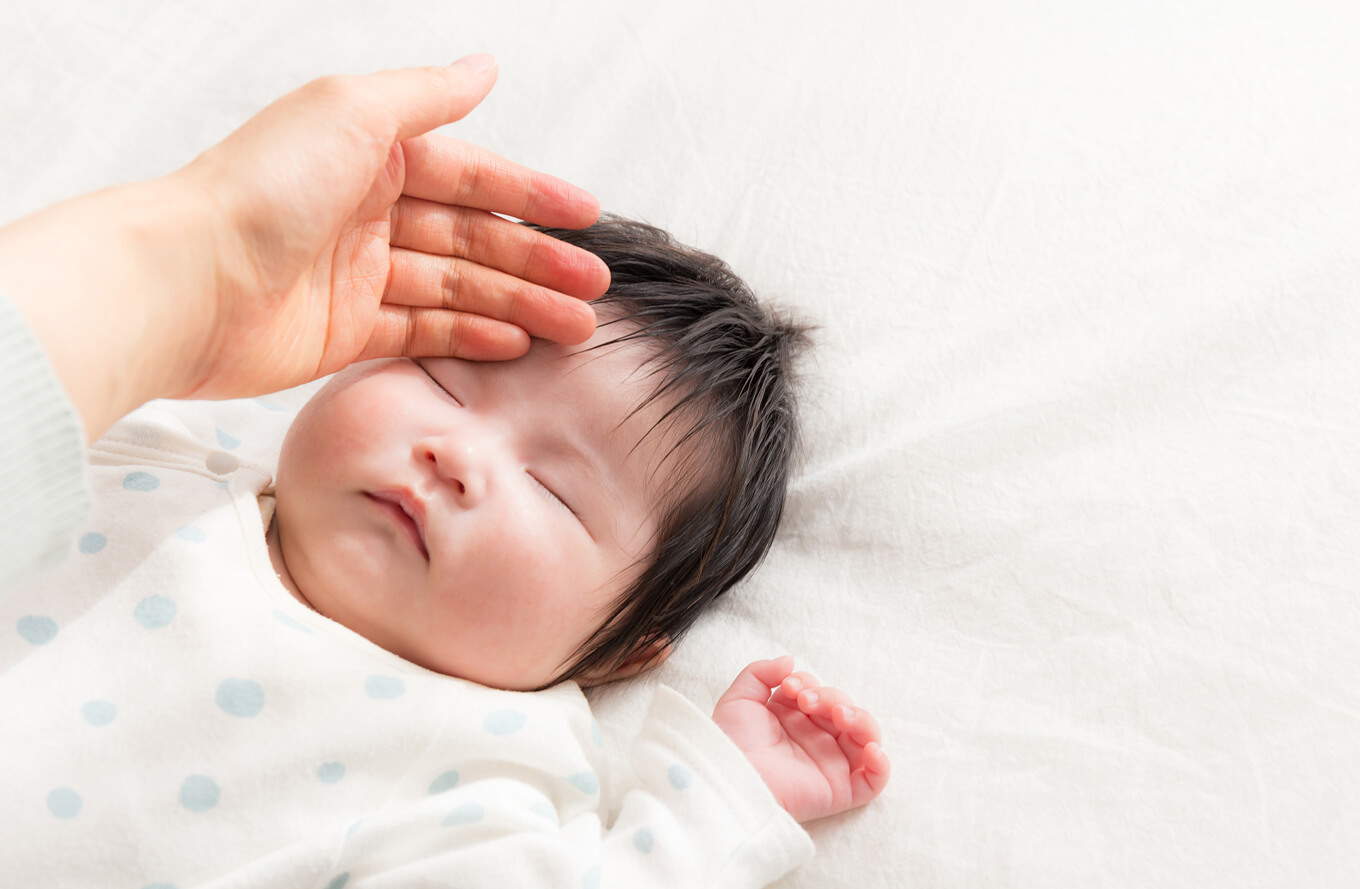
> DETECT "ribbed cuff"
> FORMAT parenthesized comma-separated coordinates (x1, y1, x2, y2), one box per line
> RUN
(0, 288, 91, 593)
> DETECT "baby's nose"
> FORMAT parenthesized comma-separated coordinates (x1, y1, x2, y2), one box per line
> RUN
(420, 439, 488, 505)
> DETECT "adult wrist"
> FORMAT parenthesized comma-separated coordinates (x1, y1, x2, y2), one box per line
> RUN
(0, 175, 222, 441)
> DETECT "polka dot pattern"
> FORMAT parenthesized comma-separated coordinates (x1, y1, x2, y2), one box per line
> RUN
(428, 770, 460, 794)
(80, 700, 117, 726)
(667, 765, 693, 790)
(16, 615, 57, 645)
(364, 676, 405, 700)
(317, 762, 345, 784)
(46, 787, 82, 819)
(122, 471, 160, 492)
(442, 801, 485, 827)
(215, 679, 265, 718)
(566, 771, 599, 795)
(78, 532, 107, 554)
(175, 525, 207, 543)
(179, 775, 220, 812)
(633, 827, 655, 853)
(484, 709, 526, 735)
(133, 596, 176, 629)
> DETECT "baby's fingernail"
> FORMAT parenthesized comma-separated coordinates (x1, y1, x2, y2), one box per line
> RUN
(839, 705, 854, 721)
(803, 691, 819, 707)
(785, 677, 802, 692)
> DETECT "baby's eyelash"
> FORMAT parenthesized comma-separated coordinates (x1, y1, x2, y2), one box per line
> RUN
(528, 472, 579, 520)
(418, 360, 462, 405)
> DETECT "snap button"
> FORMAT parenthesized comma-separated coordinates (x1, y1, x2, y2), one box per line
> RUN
(206, 451, 240, 474)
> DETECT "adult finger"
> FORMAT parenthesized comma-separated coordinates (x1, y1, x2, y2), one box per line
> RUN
(355, 55, 501, 145)
(385, 249, 597, 345)
(401, 132, 601, 230)
(361, 304, 530, 363)
(390, 199, 609, 300)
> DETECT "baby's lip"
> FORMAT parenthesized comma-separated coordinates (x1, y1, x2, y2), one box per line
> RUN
(367, 488, 429, 561)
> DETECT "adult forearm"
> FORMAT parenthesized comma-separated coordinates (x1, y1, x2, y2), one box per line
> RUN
(0, 175, 218, 443)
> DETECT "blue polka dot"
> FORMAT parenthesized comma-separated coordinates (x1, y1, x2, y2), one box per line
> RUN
(428, 770, 460, 794)
(141, 884, 179, 889)
(46, 787, 81, 819)
(590, 720, 604, 747)
(78, 532, 107, 554)
(16, 615, 58, 645)
(633, 826, 655, 853)
(175, 525, 206, 543)
(215, 480, 230, 490)
(566, 771, 598, 795)
(254, 397, 287, 412)
(122, 471, 160, 492)
(484, 709, 526, 735)
(215, 427, 241, 450)
(81, 700, 117, 726)
(364, 675, 405, 700)
(317, 762, 345, 784)
(323, 873, 349, 889)
(667, 765, 692, 790)
(179, 775, 220, 812)
(582, 864, 601, 889)
(530, 800, 558, 823)
(272, 610, 312, 633)
(216, 679, 265, 718)
(133, 596, 176, 629)
(346, 819, 363, 838)
(442, 801, 485, 827)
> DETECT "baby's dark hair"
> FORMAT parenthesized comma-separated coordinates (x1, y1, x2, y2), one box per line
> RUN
(529, 214, 812, 687)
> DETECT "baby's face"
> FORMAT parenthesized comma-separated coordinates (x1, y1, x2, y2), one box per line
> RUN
(269, 328, 673, 690)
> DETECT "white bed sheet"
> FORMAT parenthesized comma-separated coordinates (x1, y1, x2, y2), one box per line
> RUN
(4, 1, 1360, 886)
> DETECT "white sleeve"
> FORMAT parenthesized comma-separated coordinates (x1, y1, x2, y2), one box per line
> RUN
(601, 685, 815, 889)
(0, 288, 91, 595)
(190, 687, 813, 889)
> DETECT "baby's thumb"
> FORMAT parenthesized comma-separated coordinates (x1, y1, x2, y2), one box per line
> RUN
(714, 656, 796, 710)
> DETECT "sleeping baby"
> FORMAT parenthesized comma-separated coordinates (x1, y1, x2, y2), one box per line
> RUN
(0, 215, 888, 889)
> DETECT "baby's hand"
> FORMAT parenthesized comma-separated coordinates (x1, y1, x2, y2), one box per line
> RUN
(712, 656, 889, 824)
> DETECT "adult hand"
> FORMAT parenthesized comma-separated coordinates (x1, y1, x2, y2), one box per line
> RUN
(175, 54, 609, 401)
(0, 54, 609, 443)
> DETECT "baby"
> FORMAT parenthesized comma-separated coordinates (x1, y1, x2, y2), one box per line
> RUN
(0, 216, 887, 888)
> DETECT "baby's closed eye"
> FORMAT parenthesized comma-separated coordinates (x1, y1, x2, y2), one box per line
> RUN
(527, 471, 579, 520)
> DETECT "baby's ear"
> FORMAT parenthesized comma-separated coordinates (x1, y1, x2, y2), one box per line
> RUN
(578, 636, 672, 687)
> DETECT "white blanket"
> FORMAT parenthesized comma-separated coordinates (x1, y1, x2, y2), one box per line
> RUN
(3, 1, 1358, 886)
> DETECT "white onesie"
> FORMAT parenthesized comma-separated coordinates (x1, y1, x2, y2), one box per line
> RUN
(0, 395, 812, 889)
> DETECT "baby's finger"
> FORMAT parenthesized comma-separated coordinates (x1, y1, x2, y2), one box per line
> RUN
(831, 703, 883, 747)
(849, 741, 891, 809)
(714, 657, 796, 711)
(794, 685, 852, 718)
(777, 670, 822, 705)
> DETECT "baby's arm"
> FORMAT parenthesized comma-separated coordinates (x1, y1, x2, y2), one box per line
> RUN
(711, 656, 890, 824)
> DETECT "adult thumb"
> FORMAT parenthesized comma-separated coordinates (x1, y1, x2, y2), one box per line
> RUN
(361, 54, 500, 144)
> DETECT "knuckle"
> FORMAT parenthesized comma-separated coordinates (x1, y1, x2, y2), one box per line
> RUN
(441, 258, 468, 310)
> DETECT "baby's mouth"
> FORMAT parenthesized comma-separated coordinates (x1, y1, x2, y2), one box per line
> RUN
(366, 490, 429, 561)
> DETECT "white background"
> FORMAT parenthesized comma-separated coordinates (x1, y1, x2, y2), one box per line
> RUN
(4, 2, 1360, 886)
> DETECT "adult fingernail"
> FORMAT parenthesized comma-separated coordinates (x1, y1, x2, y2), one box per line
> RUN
(452, 54, 497, 76)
